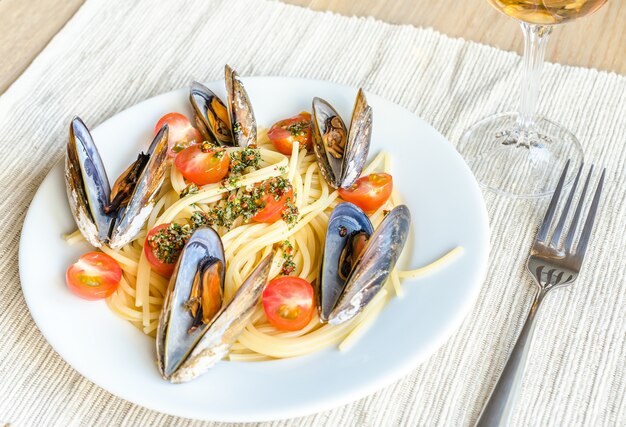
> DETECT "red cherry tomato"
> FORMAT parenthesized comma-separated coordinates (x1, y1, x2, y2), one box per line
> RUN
(66, 252, 122, 300)
(251, 179, 294, 223)
(174, 143, 230, 186)
(262, 277, 314, 331)
(267, 112, 312, 155)
(144, 223, 175, 277)
(338, 173, 393, 212)
(154, 112, 202, 157)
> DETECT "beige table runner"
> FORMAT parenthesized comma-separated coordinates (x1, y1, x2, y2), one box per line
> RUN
(1, 0, 624, 425)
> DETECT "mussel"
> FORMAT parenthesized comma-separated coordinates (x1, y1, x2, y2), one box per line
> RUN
(65, 117, 169, 249)
(156, 227, 271, 383)
(318, 203, 411, 325)
(311, 89, 372, 189)
(189, 65, 257, 148)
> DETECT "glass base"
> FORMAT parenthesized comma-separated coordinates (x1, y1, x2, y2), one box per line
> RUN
(458, 112, 584, 198)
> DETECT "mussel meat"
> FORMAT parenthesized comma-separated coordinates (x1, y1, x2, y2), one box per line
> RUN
(318, 203, 411, 325)
(189, 65, 257, 148)
(156, 227, 271, 383)
(65, 117, 169, 249)
(312, 89, 372, 189)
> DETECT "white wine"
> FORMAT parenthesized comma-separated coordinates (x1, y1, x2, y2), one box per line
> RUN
(488, 0, 608, 24)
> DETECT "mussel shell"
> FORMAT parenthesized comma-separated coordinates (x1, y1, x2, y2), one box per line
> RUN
(65, 116, 112, 248)
(311, 97, 346, 189)
(312, 90, 372, 190)
(108, 125, 169, 248)
(225, 65, 257, 148)
(328, 205, 411, 325)
(157, 227, 226, 380)
(189, 81, 233, 146)
(167, 253, 272, 383)
(318, 203, 374, 322)
(341, 89, 372, 189)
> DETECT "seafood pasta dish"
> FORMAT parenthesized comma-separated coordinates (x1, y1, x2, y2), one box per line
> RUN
(63, 65, 460, 383)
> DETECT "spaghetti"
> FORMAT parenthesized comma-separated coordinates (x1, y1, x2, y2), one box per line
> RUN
(65, 129, 462, 361)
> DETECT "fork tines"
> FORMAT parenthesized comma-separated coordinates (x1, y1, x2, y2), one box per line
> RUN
(534, 160, 605, 261)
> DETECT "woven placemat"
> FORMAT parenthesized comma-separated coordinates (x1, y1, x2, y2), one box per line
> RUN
(0, 0, 624, 425)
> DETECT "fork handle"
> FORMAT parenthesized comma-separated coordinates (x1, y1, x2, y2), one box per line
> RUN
(475, 288, 547, 427)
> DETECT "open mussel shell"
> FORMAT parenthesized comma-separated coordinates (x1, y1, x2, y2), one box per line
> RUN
(188, 66, 257, 148)
(156, 228, 272, 383)
(328, 205, 411, 325)
(66, 118, 169, 248)
(312, 90, 372, 189)
(168, 253, 271, 383)
(225, 65, 257, 148)
(108, 125, 169, 248)
(189, 81, 233, 146)
(318, 203, 374, 322)
(157, 227, 227, 381)
(65, 116, 113, 248)
(341, 89, 372, 188)
(311, 98, 346, 189)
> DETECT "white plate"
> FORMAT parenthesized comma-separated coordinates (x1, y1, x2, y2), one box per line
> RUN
(19, 77, 489, 422)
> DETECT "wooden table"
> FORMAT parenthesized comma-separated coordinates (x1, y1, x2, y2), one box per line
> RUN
(0, 0, 623, 94)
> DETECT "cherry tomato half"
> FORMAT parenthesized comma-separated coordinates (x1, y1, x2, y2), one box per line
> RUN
(338, 173, 393, 212)
(144, 223, 176, 277)
(251, 179, 294, 223)
(267, 112, 312, 155)
(262, 277, 314, 331)
(66, 252, 122, 300)
(154, 112, 202, 157)
(174, 143, 230, 186)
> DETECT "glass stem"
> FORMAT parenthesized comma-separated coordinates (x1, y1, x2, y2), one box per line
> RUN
(516, 23, 552, 132)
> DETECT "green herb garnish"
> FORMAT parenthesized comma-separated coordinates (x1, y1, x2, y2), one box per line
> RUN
(180, 183, 199, 198)
(147, 223, 193, 264)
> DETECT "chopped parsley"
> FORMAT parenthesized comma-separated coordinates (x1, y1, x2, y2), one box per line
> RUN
(282, 197, 299, 227)
(199, 141, 226, 160)
(147, 223, 193, 264)
(180, 183, 199, 198)
(286, 120, 310, 137)
(200, 141, 215, 152)
(221, 176, 241, 189)
(268, 176, 291, 200)
(191, 176, 298, 231)
(279, 240, 296, 275)
(191, 209, 229, 229)
(229, 147, 261, 175)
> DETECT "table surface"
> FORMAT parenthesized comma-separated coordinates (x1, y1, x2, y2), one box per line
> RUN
(1, 0, 624, 425)
(0, 0, 624, 94)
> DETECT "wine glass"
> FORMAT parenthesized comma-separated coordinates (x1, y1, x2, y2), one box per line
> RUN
(458, 0, 608, 198)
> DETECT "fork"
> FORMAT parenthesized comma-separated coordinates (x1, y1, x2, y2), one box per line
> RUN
(475, 160, 606, 427)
